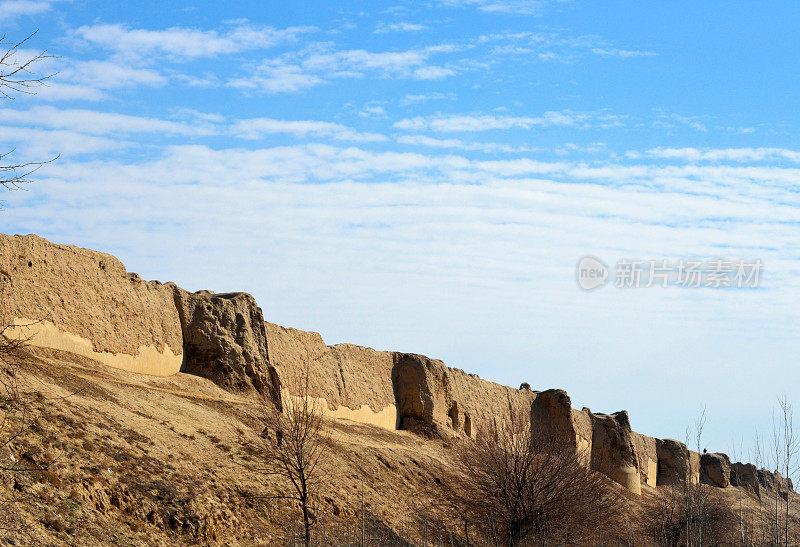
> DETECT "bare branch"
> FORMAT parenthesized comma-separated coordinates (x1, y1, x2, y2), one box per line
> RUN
(0, 31, 57, 98)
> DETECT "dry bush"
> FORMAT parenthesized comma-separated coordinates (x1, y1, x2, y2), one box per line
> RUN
(643, 482, 737, 546)
(443, 409, 627, 545)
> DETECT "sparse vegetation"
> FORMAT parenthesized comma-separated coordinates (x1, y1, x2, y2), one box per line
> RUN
(441, 408, 627, 545)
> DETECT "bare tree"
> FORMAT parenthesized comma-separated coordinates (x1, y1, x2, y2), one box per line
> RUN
(692, 407, 706, 547)
(645, 482, 736, 546)
(0, 28, 53, 463)
(678, 407, 708, 546)
(730, 438, 748, 545)
(771, 406, 785, 544)
(645, 411, 740, 546)
(778, 395, 797, 547)
(0, 29, 53, 455)
(246, 365, 329, 547)
(1, 31, 55, 194)
(752, 432, 768, 545)
(444, 408, 626, 545)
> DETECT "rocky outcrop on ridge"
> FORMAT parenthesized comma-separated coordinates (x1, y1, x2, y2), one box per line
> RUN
(530, 389, 577, 448)
(391, 352, 536, 437)
(530, 391, 643, 493)
(631, 431, 658, 487)
(729, 462, 794, 499)
(701, 452, 732, 488)
(588, 410, 642, 495)
(172, 287, 282, 407)
(656, 438, 701, 487)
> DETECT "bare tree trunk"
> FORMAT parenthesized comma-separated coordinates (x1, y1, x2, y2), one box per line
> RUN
(302, 491, 311, 547)
(778, 396, 795, 547)
(772, 408, 783, 545)
(243, 362, 329, 547)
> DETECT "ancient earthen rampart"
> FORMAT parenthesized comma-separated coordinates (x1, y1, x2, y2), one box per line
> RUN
(1, 233, 790, 497)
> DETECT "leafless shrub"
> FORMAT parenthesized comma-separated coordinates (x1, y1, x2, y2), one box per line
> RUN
(443, 408, 627, 545)
(644, 482, 737, 546)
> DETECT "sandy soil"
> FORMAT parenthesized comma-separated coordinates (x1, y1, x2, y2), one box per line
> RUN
(0, 345, 796, 545)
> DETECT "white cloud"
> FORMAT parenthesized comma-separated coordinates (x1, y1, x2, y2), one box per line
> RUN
(400, 92, 455, 105)
(231, 43, 459, 93)
(413, 66, 456, 79)
(476, 30, 656, 63)
(0, 47, 166, 99)
(0, 0, 60, 20)
(639, 147, 800, 163)
(0, 106, 215, 137)
(62, 60, 167, 89)
(0, 125, 128, 156)
(397, 134, 530, 153)
(72, 23, 315, 61)
(393, 110, 593, 131)
(655, 113, 708, 132)
(302, 48, 432, 75)
(228, 63, 324, 93)
(170, 108, 226, 124)
(591, 47, 656, 58)
(374, 22, 429, 34)
(31, 82, 107, 102)
(231, 118, 387, 142)
(438, 0, 563, 15)
(0, 105, 390, 144)
(358, 104, 386, 118)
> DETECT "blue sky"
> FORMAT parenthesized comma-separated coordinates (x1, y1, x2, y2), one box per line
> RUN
(2, 0, 799, 460)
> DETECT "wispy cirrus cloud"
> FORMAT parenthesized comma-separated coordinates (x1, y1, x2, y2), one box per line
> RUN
(33, 82, 108, 102)
(0, 0, 63, 21)
(0, 105, 388, 145)
(634, 147, 800, 163)
(229, 43, 460, 93)
(228, 63, 324, 93)
(591, 47, 656, 58)
(412, 66, 455, 79)
(438, 0, 566, 15)
(358, 103, 387, 118)
(476, 31, 656, 62)
(374, 22, 429, 34)
(0, 106, 217, 137)
(231, 118, 387, 142)
(400, 92, 455, 105)
(72, 23, 316, 61)
(0, 125, 128, 156)
(61, 60, 167, 89)
(397, 134, 533, 153)
(654, 113, 708, 132)
(393, 110, 623, 132)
